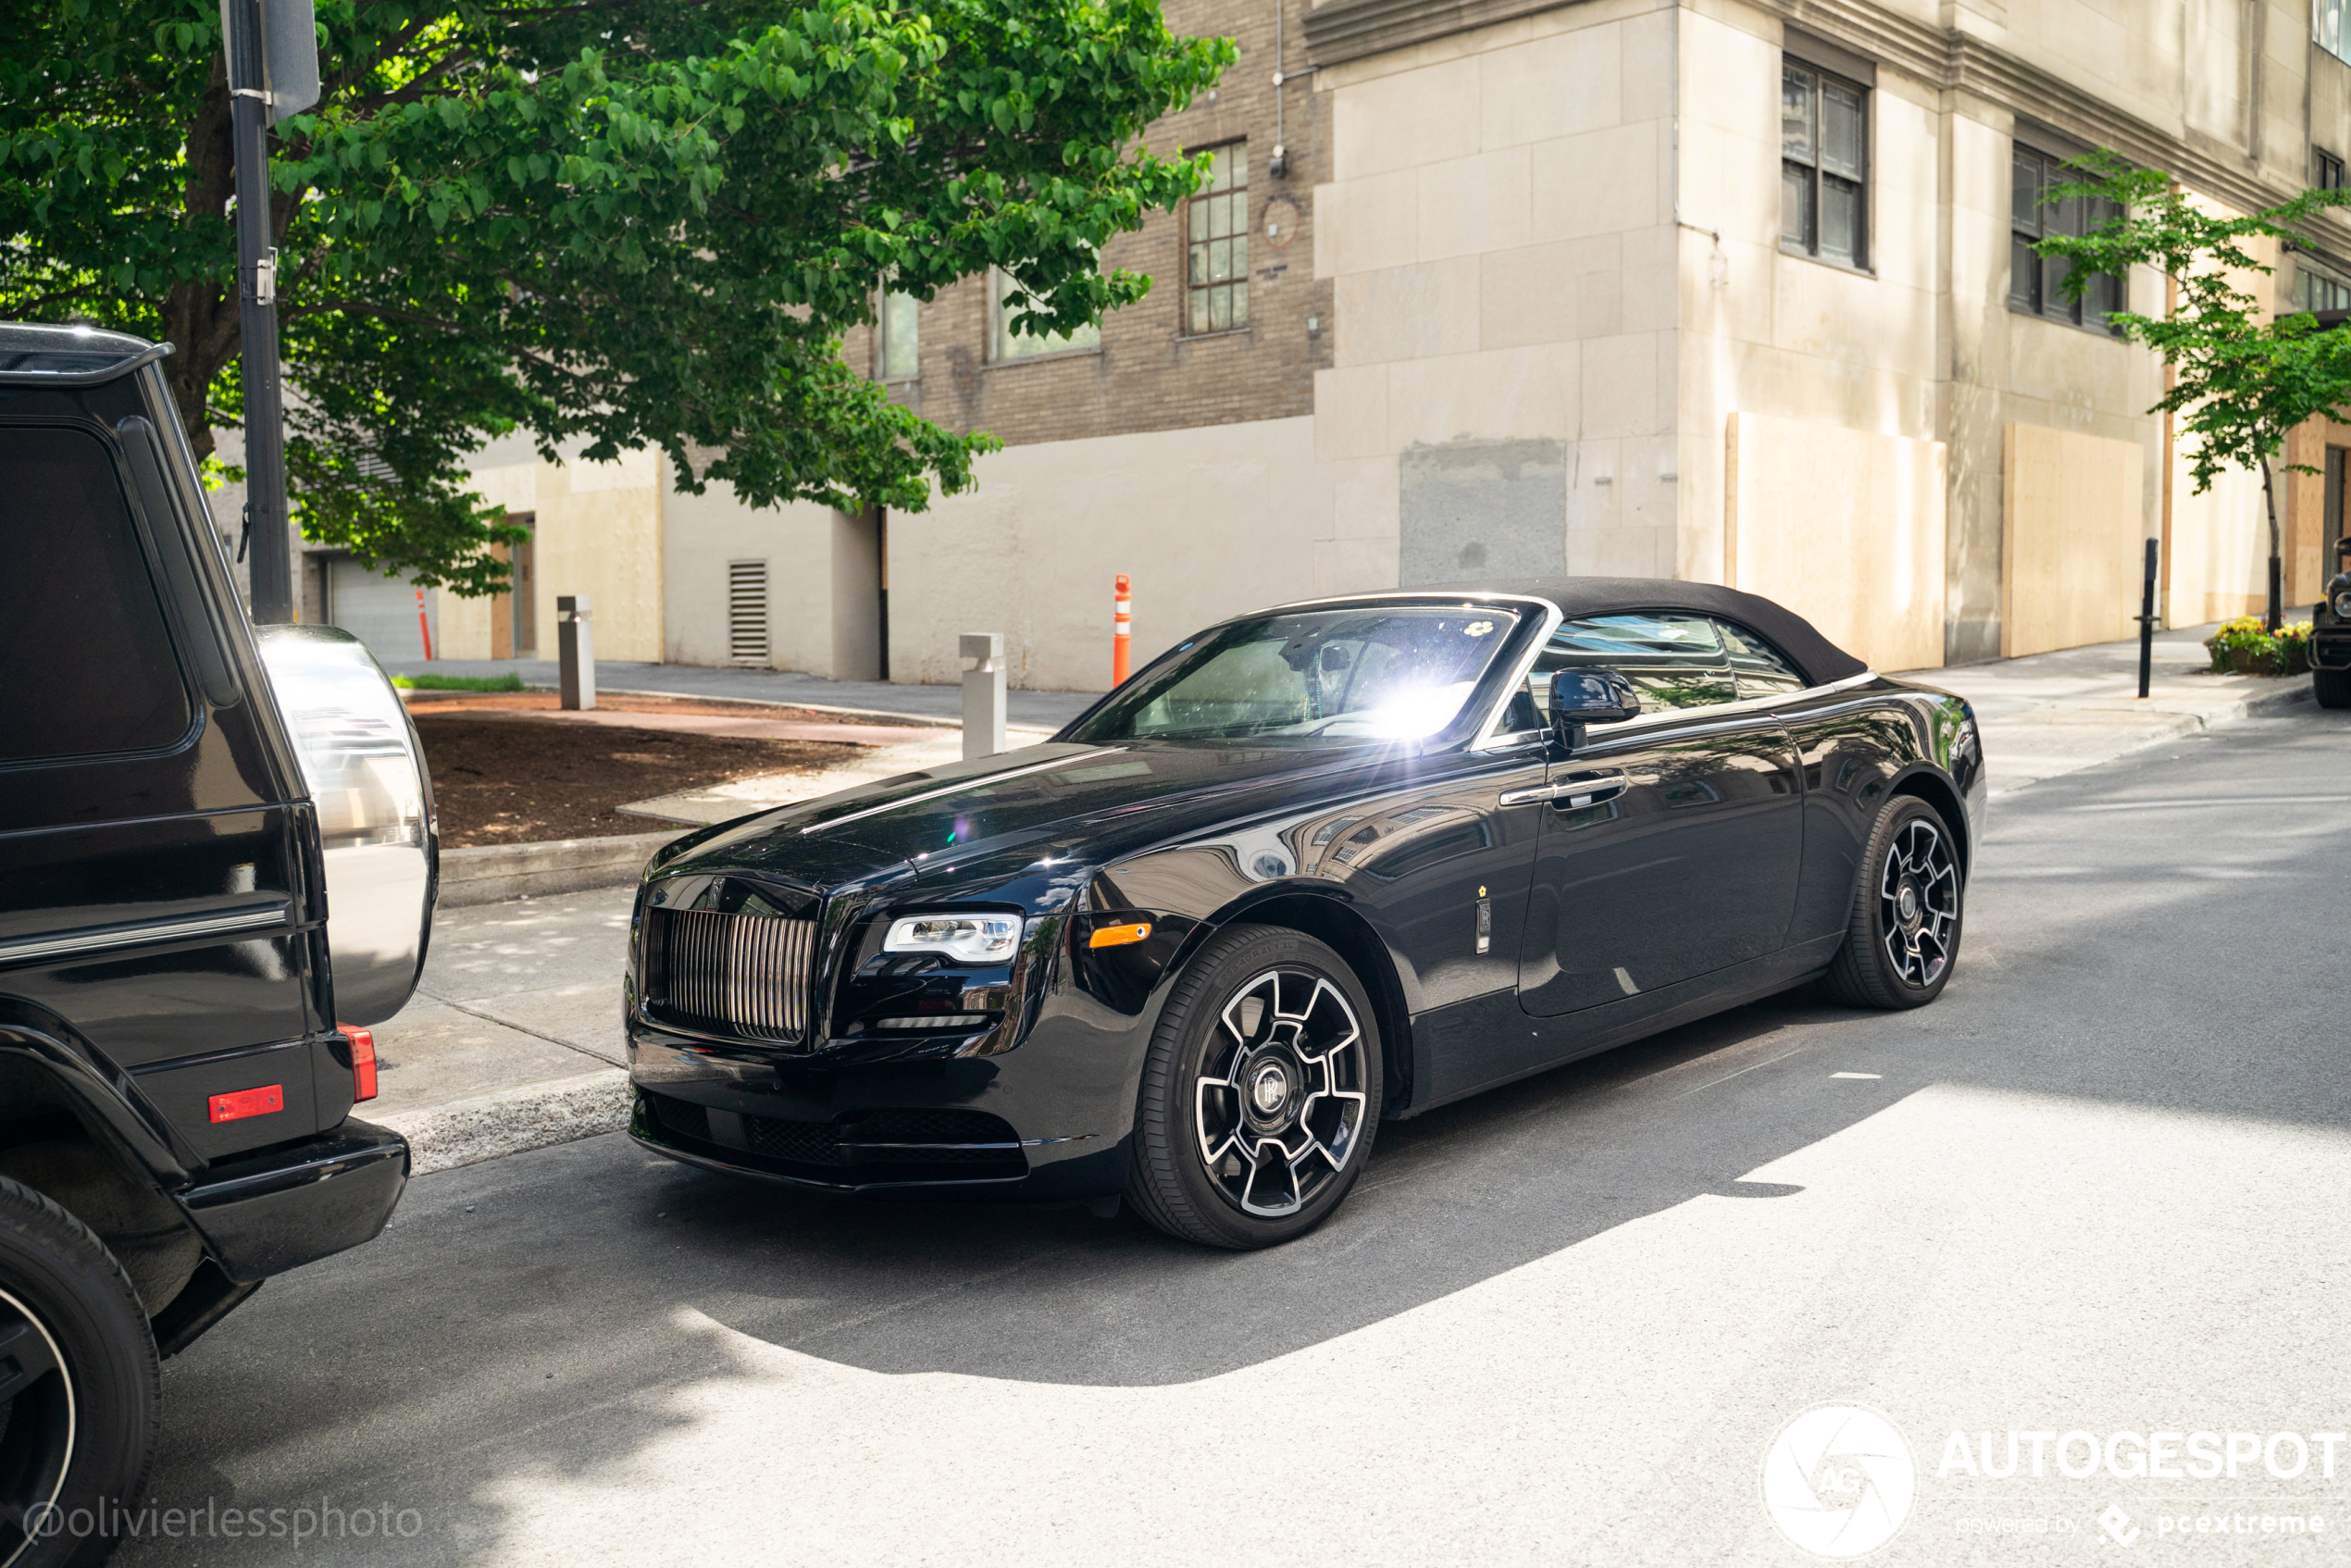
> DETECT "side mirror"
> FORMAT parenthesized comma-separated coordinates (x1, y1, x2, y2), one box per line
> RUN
(1549, 668, 1641, 750)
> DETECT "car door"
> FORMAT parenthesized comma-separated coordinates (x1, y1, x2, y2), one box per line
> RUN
(1516, 613, 1804, 1016)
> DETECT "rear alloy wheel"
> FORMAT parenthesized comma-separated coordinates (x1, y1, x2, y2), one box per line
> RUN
(1126, 927, 1382, 1249)
(2316, 666, 2351, 709)
(0, 1175, 159, 1568)
(1822, 797, 1964, 1010)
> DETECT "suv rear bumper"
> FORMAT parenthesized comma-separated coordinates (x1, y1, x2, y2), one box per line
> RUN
(176, 1118, 408, 1283)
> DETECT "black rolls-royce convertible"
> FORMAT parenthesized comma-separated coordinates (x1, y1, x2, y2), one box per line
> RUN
(627, 581, 1984, 1248)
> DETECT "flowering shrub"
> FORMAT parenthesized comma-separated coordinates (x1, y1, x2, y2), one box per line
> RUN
(2207, 617, 2313, 675)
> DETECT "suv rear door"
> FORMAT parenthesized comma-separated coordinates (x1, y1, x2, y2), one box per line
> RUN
(0, 397, 342, 1161)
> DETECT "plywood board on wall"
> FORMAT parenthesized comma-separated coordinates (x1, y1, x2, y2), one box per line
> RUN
(1724, 412, 1947, 673)
(2284, 415, 2351, 605)
(2001, 423, 2146, 658)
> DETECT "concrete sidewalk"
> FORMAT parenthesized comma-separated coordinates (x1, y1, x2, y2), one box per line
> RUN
(372, 885, 639, 1173)
(374, 620, 2323, 1174)
(381, 654, 1100, 729)
(1894, 620, 2313, 794)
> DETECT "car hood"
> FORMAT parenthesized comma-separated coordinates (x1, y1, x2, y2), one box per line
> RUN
(654, 739, 1425, 902)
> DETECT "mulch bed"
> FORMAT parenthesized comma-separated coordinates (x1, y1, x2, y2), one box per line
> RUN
(397, 691, 928, 726)
(413, 708, 858, 848)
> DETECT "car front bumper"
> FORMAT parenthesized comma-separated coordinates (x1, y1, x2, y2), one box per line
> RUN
(626, 1003, 1149, 1201)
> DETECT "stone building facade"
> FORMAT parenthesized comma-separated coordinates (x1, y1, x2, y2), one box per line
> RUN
(396, 0, 2351, 690)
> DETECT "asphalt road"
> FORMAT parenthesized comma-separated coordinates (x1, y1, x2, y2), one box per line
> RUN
(123, 706, 2351, 1566)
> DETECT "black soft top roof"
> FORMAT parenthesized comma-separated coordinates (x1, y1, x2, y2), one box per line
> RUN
(1403, 576, 1870, 686)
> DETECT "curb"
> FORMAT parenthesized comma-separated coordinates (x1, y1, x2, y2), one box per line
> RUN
(438, 830, 682, 908)
(379, 1069, 632, 1175)
(1981, 678, 2315, 797)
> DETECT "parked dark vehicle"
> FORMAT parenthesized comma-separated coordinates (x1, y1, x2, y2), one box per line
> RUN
(0, 324, 429, 1562)
(2315, 537, 2351, 708)
(628, 579, 1984, 1250)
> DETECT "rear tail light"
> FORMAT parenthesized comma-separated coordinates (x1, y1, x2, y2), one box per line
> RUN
(342, 1025, 378, 1101)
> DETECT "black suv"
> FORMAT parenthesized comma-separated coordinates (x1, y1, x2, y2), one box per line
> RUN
(0, 323, 432, 1562)
(2317, 538, 2351, 709)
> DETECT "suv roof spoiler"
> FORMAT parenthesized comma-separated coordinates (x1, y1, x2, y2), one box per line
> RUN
(0, 321, 173, 385)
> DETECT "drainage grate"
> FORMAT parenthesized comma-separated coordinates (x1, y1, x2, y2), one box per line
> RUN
(728, 559, 769, 666)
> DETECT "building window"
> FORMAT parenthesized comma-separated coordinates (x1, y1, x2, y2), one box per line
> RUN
(2321, 0, 2351, 68)
(874, 290, 919, 380)
(1187, 143, 1250, 333)
(1781, 61, 1867, 269)
(989, 266, 1101, 362)
(2009, 145, 2123, 331)
(2296, 261, 2351, 313)
(2320, 148, 2346, 192)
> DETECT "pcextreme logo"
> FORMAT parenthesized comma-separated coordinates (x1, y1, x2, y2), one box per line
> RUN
(1761, 1404, 1918, 1559)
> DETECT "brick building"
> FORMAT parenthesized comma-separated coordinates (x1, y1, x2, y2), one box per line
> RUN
(377, 0, 2351, 688)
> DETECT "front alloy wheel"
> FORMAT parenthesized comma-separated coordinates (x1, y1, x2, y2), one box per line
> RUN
(1128, 927, 1382, 1249)
(1194, 966, 1369, 1217)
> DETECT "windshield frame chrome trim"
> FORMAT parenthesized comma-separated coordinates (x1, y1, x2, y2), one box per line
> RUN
(1467, 600, 1565, 751)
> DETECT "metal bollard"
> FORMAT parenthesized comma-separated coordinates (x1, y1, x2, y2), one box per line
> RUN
(558, 594, 596, 710)
(961, 633, 1006, 761)
(2134, 539, 2158, 700)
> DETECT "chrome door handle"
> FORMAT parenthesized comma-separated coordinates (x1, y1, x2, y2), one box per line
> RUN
(1499, 769, 1630, 808)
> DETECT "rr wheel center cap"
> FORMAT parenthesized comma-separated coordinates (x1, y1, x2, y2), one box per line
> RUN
(1895, 878, 1922, 928)
(1250, 1062, 1291, 1115)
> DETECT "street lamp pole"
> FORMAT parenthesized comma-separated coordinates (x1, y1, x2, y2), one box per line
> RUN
(223, 0, 316, 625)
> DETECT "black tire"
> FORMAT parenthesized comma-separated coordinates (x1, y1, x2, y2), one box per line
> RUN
(1126, 926, 1383, 1250)
(2317, 667, 2351, 709)
(1821, 796, 1965, 1010)
(0, 1175, 159, 1568)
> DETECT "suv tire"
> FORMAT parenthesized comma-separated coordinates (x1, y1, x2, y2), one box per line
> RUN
(0, 1175, 159, 1568)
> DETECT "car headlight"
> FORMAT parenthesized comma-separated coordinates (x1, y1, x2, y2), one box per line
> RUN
(882, 913, 1022, 963)
(2335, 591, 2351, 618)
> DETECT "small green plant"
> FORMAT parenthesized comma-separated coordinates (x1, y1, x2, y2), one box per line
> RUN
(391, 672, 526, 692)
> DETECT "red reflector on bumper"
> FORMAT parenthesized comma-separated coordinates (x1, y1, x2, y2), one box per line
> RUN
(208, 1084, 284, 1124)
(342, 1025, 378, 1102)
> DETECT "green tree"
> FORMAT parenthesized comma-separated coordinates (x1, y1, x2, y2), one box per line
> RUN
(2037, 152, 2351, 629)
(0, 0, 1231, 594)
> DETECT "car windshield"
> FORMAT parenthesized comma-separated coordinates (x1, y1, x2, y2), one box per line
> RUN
(1066, 605, 1524, 744)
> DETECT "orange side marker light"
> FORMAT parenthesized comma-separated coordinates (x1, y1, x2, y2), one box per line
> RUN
(1088, 921, 1153, 949)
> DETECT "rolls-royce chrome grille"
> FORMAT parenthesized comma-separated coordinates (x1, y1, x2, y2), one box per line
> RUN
(647, 907, 816, 1042)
